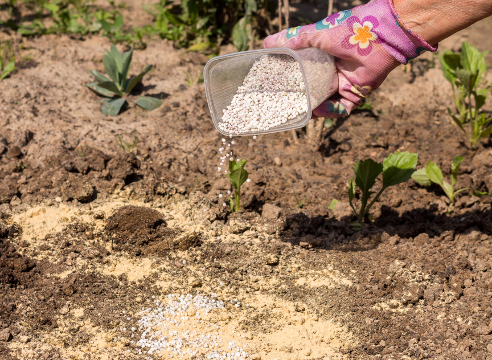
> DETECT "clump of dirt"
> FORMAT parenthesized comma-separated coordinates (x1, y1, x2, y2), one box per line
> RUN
(105, 205, 200, 255)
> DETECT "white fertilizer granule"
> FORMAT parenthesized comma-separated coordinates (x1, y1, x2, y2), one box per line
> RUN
(219, 54, 308, 135)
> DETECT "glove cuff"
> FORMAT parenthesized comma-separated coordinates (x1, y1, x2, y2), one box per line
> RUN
(381, 0, 438, 64)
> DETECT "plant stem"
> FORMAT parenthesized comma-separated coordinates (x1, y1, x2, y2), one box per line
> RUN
(469, 92, 476, 150)
(359, 187, 385, 223)
(283, 0, 289, 28)
(235, 188, 241, 212)
(278, 0, 282, 31)
(328, 0, 333, 16)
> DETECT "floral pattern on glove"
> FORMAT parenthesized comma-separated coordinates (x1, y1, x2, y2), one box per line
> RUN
(343, 78, 377, 98)
(327, 99, 348, 115)
(315, 9, 352, 30)
(341, 16, 379, 56)
(286, 26, 303, 39)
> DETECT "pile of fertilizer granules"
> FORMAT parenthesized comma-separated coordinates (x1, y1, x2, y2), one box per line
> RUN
(219, 54, 308, 135)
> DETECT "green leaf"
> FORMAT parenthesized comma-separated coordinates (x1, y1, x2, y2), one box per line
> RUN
(110, 45, 123, 74)
(44, 3, 59, 15)
(411, 168, 432, 186)
(101, 98, 127, 116)
(0, 61, 15, 80)
(196, 16, 210, 30)
(120, 47, 133, 89)
(451, 156, 464, 175)
(324, 118, 334, 129)
(226, 160, 249, 190)
(461, 41, 487, 87)
(480, 124, 492, 139)
(472, 189, 487, 197)
(354, 159, 383, 194)
(232, 16, 252, 52)
(125, 64, 152, 94)
(97, 81, 123, 96)
(90, 70, 111, 83)
(424, 161, 444, 186)
(85, 82, 115, 97)
(245, 0, 258, 15)
(186, 42, 212, 52)
(136, 96, 162, 111)
(442, 181, 454, 202)
(451, 156, 464, 186)
(455, 68, 474, 94)
(382, 152, 418, 188)
(103, 51, 119, 84)
(112, 15, 124, 31)
(475, 88, 488, 110)
(328, 199, 339, 211)
(440, 51, 461, 83)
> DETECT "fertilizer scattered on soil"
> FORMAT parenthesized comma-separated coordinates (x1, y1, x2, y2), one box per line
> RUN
(128, 294, 252, 359)
(220, 54, 308, 135)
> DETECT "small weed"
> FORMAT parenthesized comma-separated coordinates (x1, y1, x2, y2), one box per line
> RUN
(76, 144, 87, 158)
(295, 196, 306, 209)
(184, 68, 204, 86)
(348, 152, 418, 229)
(441, 41, 492, 150)
(412, 156, 487, 212)
(86, 45, 162, 116)
(226, 159, 249, 212)
(116, 134, 138, 153)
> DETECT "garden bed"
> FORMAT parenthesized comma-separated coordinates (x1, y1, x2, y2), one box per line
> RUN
(1, 1, 492, 359)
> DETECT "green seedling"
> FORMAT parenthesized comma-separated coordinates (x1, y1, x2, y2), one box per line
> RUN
(86, 45, 162, 116)
(116, 134, 138, 153)
(295, 196, 306, 209)
(412, 156, 486, 211)
(226, 159, 249, 212)
(348, 152, 418, 228)
(0, 40, 16, 80)
(440, 42, 492, 150)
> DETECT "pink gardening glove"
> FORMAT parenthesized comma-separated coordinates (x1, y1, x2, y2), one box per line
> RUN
(263, 0, 437, 118)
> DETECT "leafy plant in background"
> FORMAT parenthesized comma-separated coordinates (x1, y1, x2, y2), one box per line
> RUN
(412, 156, 486, 211)
(346, 152, 418, 229)
(85, 45, 162, 116)
(0, 40, 16, 80)
(226, 159, 249, 212)
(441, 41, 492, 150)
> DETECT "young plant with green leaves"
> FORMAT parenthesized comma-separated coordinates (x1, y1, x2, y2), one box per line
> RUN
(412, 156, 486, 210)
(86, 45, 162, 116)
(347, 152, 418, 228)
(226, 159, 249, 212)
(440, 41, 492, 150)
(0, 40, 16, 81)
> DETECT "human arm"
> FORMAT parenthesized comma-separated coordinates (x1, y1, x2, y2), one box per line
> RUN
(263, 0, 492, 118)
(394, 0, 492, 45)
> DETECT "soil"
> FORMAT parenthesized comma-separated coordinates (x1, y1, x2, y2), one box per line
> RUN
(1, 0, 492, 359)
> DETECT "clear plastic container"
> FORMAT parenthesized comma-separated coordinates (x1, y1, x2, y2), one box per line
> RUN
(203, 47, 337, 136)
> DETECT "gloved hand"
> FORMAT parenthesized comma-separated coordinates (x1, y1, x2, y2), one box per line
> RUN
(263, 0, 437, 118)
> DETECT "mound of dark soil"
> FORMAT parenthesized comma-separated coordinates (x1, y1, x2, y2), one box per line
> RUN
(105, 205, 186, 255)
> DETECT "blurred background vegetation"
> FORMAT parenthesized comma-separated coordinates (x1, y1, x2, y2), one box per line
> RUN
(0, 0, 362, 54)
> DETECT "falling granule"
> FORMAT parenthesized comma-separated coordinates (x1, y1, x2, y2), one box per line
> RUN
(220, 54, 309, 135)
